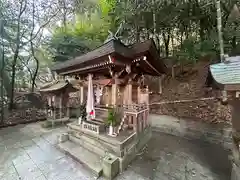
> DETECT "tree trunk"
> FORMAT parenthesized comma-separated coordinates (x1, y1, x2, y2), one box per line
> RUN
(232, 22, 238, 53)
(31, 57, 39, 92)
(8, 0, 26, 110)
(162, 30, 170, 57)
(136, 26, 140, 42)
(9, 58, 17, 110)
(180, 31, 183, 46)
(30, 0, 39, 93)
(156, 35, 160, 54)
(199, 18, 205, 42)
(0, 54, 11, 97)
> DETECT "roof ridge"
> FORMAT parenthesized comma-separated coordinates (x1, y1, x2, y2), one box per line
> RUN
(52, 39, 116, 70)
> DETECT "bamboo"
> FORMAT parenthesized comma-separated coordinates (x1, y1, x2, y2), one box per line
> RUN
(216, 1, 224, 62)
(0, 19, 4, 124)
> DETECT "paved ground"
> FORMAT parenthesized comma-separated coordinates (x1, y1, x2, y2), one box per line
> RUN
(0, 122, 232, 180)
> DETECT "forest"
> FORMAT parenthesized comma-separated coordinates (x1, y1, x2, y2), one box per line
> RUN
(0, 0, 240, 110)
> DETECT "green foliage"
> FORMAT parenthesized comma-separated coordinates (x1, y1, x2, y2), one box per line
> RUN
(176, 37, 198, 63)
(50, 28, 91, 62)
(49, 0, 119, 63)
(105, 108, 120, 127)
(175, 37, 217, 64)
(98, 0, 116, 16)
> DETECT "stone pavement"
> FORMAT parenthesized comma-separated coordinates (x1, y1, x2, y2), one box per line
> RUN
(0, 122, 231, 180)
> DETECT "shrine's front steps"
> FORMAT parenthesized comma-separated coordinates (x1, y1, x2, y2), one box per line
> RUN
(58, 141, 103, 176)
(57, 122, 152, 179)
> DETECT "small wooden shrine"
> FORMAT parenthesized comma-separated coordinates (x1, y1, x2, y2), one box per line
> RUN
(39, 80, 78, 121)
(207, 56, 240, 180)
(42, 38, 166, 179)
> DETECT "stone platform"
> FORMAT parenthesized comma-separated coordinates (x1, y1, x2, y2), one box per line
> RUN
(57, 122, 152, 179)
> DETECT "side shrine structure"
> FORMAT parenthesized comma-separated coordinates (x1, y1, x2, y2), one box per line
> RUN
(40, 39, 166, 179)
(207, 56, 240, 180)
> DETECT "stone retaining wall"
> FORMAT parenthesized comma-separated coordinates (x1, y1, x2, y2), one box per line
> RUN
(150, 114, 232, 150)
(2, 108, 46, 127)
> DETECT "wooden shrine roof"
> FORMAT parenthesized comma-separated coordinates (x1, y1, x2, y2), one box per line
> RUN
(52, 40, 129, 71)
(51, 39, 167, 76)
(39, 80, 78, 94)
(206, 56, 240, 91)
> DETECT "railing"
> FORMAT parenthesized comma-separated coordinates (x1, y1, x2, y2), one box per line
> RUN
(115, 103, 149, 135)
(122, 103, 148, 113)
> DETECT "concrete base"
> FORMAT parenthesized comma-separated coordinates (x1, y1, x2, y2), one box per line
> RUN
(119, 127, 152, 172)
(59, 122, 152, 178)
(103, 155, 119, 180)
(58, 133, 69, 143)
(150, 114, 232, 150)
(232, 163, 240, 180)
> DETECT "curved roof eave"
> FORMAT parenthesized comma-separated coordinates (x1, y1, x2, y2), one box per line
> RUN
(210, 56, 240, 86)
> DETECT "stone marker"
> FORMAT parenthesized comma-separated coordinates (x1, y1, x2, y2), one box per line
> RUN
(58, 133, 69, 143)
(103, 155, 119, 180)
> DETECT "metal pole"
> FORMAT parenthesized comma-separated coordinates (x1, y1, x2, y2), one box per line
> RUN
(216, 0, 224, 62)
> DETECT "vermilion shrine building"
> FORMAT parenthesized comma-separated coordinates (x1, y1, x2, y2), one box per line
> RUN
(40, 38, 166, 179)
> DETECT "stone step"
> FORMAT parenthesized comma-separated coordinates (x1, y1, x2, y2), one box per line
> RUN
(58, 141, 103, 177)
(69, 134, 106, 157)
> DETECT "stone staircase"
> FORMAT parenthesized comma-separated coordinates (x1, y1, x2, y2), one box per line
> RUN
(67, 123, 118, 157)
(56, 106, 147, 179)
(58, 141, 103, 176)
(58, 123, 105, 177)
(58, 122, 119, 178)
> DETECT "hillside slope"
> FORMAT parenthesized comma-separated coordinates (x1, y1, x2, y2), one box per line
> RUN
(149, 61, 231, 124)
